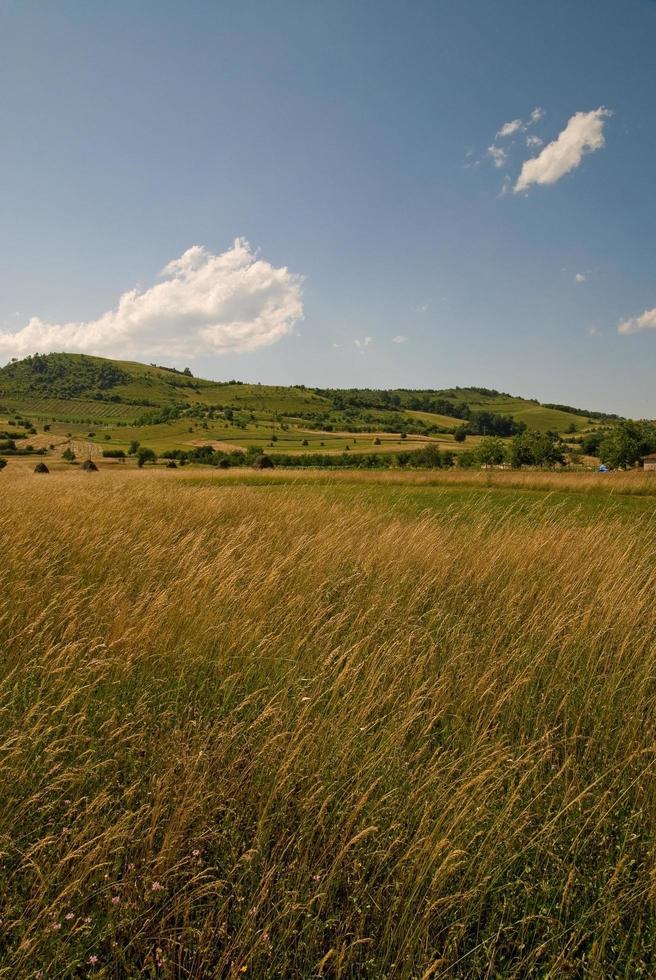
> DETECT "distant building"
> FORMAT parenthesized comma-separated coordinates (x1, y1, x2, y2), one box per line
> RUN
(642, 453, 656, 472)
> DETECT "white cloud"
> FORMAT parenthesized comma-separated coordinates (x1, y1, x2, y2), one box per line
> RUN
(514, 107, 612, 193)
(392, 335, 408, 344)
(618, 306, 656, 335)
(575, 272, 587, 283)
(526, 135, 543, 149)
(354, 336, 372, 353)
(487, 144, 507, 168)
(413, 303, 429, 314)
(529, 106, 545, 125)
(588, 325, 600, 337)
(0, 239, 304, 361)
(497, 118, 523, 139)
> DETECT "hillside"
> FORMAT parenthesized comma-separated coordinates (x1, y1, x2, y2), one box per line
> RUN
(0, 352, 617, 461)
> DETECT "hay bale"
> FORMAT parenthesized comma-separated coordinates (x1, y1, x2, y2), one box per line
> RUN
(253, 454, 275, 470)
(166, 460, 178, 469)
(34, 461, 49, 474)
(82, 459, 98, 472)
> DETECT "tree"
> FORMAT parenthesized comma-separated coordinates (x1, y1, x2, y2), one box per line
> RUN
(477, 437, 505, 468)
(136, 447, 157, 468)
(128, 440, 140, 455)
(453, 427, 466, 443)
(599, 420, 656, 469)
(581, 431, 604, 457)
(62, 447, 76, 462)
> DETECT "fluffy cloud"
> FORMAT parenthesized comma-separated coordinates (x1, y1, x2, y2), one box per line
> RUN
(487, 144, 507, 168)
(497, 118, 523, 139)
(618, 307, 656, 335)
(0, 239, 304, 361)
(575, 272, 587, 283)
(514, 107, 612, 193)
(526, 134, 543, 149)
(392, 335, 408, 344)
(529, 107, 545, 124)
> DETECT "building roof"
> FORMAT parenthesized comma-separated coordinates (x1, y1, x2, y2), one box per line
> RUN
(642, 453, 656, 461)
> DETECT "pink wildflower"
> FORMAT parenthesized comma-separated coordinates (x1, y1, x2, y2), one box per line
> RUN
(88, 954, 99, 966)
(151, 881, 162, 892)
(111, 896, 120, 904)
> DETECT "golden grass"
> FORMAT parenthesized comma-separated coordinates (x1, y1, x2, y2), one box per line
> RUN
(1, 467, 656, 977)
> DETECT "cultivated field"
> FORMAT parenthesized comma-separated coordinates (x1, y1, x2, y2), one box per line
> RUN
(2, 466, 656, 977)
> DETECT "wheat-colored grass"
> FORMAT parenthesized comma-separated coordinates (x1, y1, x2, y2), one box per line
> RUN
(1, 467, 656, 977)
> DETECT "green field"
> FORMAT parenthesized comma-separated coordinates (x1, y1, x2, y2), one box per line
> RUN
(0, 353, 615, 462)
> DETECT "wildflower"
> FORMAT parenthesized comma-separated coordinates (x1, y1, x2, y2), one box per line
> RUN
(151, 881, 162, 892)
(192, 849, 200, 857)
(261, 931, 270, 944)
(83, 917, 92, 924)
(128, 863, 135, 871)
(65, 912, 74, 920)
(111, 896, 120, 904)
(88, 954, 99, 966)
(51, 922, 61, 931)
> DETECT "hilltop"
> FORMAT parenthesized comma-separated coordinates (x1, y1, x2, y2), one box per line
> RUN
(0, 351, 618, 462)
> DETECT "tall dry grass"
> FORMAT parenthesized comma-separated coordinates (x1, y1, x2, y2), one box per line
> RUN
(1, 467, 656, 977)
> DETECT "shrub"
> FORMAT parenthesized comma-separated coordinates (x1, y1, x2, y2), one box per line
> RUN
(136, 447, 157, 468)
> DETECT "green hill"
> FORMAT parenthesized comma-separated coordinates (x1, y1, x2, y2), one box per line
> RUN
(0, 352, 618, 459)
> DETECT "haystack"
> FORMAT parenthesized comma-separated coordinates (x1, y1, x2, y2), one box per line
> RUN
(82, 459, 98, 472)
(166, 460, 178, 468)
(34, 461, 49, 474)
(253, 454, 275, 470)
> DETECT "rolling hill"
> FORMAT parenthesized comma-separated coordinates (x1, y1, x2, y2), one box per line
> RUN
(0, 352, 617, 461)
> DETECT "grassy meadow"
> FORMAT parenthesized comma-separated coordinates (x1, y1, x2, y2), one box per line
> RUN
(2, 465, 656, 977)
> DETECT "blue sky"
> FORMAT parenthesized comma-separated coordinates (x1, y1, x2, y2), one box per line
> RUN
(1, 0, 655, 416)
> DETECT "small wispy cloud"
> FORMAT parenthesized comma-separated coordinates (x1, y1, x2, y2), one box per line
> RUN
(413, 303, 429, 314)
(529, 106, 545, 125)
(487, 144, 507, 168)
(588, 325, 601, 337)
(354, 336, 373, 353)
(618, 306, 656, 335)
(575, 272, 587, 283)
(526, 135, 543, 149)
(496, 118, 523, 139)
(514, 107, 612, 193)
(392, 335, 408, 344)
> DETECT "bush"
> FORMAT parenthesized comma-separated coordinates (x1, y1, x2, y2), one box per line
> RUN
(253, 454, 275, 469)
(136, 447, 157, 468)
(62, 448, 76, 462)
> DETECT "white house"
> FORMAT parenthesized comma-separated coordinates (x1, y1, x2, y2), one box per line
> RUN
(642, 453, 656, 472)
